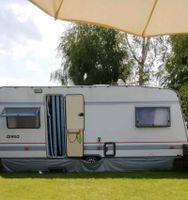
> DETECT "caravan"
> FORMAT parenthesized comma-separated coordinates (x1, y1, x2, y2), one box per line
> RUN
(0, 86, 187, 171)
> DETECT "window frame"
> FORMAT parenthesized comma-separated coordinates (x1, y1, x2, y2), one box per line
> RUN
(5, 107, 41, 129)
(135, 106, 171, 128)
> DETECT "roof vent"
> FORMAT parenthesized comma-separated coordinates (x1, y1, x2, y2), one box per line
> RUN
(34, 88, 43, 93)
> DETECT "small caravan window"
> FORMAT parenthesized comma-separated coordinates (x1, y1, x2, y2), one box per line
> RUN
(135, 107, 170, 127)
(1, 107, 40, 129)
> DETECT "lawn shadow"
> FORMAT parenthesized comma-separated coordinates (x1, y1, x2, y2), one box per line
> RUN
(1, 170, 188, 179)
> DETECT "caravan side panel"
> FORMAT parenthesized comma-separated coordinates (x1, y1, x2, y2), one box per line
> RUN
(0, 88, 46, 158)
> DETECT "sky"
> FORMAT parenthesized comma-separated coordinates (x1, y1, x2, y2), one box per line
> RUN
(0, 0, 70, 86)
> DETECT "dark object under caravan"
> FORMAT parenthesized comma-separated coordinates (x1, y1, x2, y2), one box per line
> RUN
(46, 95, 65, 157)
(183, 144, 188, 170)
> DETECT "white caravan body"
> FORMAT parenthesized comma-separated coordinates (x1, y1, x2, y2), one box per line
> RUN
(0, 86, 187, 161)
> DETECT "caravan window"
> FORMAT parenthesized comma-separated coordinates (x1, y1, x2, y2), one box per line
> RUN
(135, 107, 170, 127)
(1, 107, 40, 129)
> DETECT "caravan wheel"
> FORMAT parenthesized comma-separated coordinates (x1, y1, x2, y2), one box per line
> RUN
(84, 156, 100, 164)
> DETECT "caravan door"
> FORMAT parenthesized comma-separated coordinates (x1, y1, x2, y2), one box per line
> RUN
(65, 95, 84, 157)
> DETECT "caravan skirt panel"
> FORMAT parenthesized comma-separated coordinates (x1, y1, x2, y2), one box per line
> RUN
(1, 157, 175, 172)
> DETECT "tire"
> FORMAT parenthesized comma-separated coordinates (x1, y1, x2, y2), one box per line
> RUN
(84, 156, 100, 164)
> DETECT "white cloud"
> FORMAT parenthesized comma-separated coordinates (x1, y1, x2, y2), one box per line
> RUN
(0, 0, 70, 86)
(24, 60, 40, 72)
(11, 44, 29, 60)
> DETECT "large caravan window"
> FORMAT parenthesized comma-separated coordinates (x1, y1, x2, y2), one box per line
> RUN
(1, 107, 40, 129)
(135, 107, 170, 127)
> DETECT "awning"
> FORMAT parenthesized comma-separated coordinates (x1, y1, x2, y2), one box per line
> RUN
(0, 107, 40, 117)
(29, 0, 188, 37)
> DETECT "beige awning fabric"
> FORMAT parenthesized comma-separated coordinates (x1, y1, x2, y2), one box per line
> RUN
(29, 0, 188, 37)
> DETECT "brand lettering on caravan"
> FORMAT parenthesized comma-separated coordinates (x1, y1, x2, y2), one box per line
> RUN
(6, 135, 20, 139)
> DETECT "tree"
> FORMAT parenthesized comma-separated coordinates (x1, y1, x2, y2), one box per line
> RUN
(51, 24, 169, 86)
(179, 85, 188, 122)
(162, 36, 188, 90)
(51, 24, 127, 85)
(123, 34, 169, 86)
(161, 35, 188, 121)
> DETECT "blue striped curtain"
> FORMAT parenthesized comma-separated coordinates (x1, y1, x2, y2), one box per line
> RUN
(46, 95, 65, 157)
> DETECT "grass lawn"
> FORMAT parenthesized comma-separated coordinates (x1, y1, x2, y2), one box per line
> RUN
(0, 171, 188, 200)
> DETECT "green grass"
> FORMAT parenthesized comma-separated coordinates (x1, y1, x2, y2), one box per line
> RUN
(0, 171, 188, 200)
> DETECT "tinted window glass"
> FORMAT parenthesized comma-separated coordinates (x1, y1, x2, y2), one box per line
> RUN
(7, 114, 40, 129)
(135, 107, 170, 127)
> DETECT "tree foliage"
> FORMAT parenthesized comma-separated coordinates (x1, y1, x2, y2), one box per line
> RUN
(179, 85, 188, 122)
(51, 24, 127, 85)
(51, 24, 169, 87)
(163, 36, 188, 90)
(162, 35, 188, 121)
(123, 35, 169, 86)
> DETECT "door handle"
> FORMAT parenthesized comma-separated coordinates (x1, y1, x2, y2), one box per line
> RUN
(78, 112, 84, 117)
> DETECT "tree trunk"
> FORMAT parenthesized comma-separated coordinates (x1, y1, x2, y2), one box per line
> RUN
(138, 37, 150, 86)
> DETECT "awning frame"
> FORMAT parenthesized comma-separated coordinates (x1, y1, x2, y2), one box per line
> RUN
(0, 107, 40, 117)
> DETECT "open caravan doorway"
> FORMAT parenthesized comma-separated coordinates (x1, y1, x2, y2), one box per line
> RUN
(46, 94, 84, 158)
(46, 95, 65, 158)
